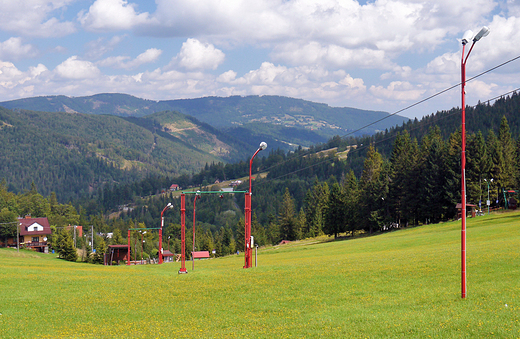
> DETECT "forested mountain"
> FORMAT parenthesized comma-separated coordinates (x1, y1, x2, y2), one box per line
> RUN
(0, 93, 408, 143)
(0, 107, 253, 201)
(74, 93, 520, 253)
(2, 93, 520, 262)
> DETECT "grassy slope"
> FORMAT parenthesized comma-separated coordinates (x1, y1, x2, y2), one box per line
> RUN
(1, 211, 519, 338)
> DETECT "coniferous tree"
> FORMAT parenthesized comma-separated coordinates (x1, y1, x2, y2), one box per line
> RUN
(388, 131, 419, 226)
(342, 170, 359, 236)
(417, 127, 448, 223)
(58, 228, 78, 262)
(443, 130, 461, 218)
(498, 116, 516, 189)
(295, 208, 306, 240)
(487, 130, 504, 203)
(324, 182, 346, 238)
(279, 188, 296, 241)
(303, 179, 329, 237)
(358, 144, 385, 233)
(466, 130, 491, 207)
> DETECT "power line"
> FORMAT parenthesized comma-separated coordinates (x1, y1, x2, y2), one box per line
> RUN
(256, 86, 520, 186)
(256, 54, 520, 181)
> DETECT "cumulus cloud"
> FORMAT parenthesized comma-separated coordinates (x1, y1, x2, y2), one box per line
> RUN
(171, 39, 225, 70)
(0, 38, 38, 61)
(0, 0, 75, 37)
(84, 36, 126, 60)
(370, 81, 426, 101)
(79, 0, 151, 31)
(139, 0, 495, 53)
(98, 48, 162, 69)
(55, 56, 101, 79)
(0, 61, 48, 99)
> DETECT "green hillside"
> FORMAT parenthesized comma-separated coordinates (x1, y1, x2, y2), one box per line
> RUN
(0, 107, 242, 201)
(0, 211, 518, 338)
(0, 93, 408, 142)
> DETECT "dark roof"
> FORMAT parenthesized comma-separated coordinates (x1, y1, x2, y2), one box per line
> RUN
(18, 217, 51, 236)
(163, 250, 174, 257)
(108, 245, 129, 249)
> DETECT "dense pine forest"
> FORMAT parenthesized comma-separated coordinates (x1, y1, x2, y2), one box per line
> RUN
(2, 93, 520, 262)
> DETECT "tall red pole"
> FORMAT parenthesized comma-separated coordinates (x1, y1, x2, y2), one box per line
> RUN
(159, 222, 163, 264)
(244, 192, 252, 268)
(461, 43, 467, 299)
(179, 194, 187, 273)
(244, 142, 266, 268)
(460, 26, 489, 299)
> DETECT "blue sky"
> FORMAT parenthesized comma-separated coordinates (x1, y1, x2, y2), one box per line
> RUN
(0, 0, 519, 119)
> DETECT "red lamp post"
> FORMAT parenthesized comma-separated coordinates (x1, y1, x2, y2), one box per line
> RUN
(460, 26, 489, 299)
(244, 142, 267, 268)
(179, 193, 188, 274)
(159, 202, 173, 264)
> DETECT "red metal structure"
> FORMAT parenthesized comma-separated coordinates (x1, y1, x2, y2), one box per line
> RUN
(192, 192, 200, 271)
(244, 142, 267, 269)
(460, 26, 489, 299)
(179, 189, 248, 272)
(179, 193, 188, 274)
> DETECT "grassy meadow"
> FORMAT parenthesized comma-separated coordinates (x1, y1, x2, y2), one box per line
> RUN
(1, 211, 519, 338)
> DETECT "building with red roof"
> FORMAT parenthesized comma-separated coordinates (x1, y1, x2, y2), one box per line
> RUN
(18, 216, 52, 253)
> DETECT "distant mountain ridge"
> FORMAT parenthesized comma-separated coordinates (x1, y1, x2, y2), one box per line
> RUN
(0, 93, 409, 141)
(0, 106, 251, 201)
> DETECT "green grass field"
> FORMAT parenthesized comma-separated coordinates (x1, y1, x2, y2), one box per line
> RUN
(1, 211, 519, 338)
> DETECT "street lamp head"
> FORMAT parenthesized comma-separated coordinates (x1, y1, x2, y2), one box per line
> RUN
(462, 30, 474, 45)
(259, 141, 267, 151)
(473, 26, 490, 42)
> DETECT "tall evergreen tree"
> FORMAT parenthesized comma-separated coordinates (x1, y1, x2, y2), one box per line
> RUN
(342, 170, 359, 236)
(279, 188, 296, 241)
(466, 130, 491, 207)
(487, 130, 504, 202)
(388, 131, 419, 226)
(359, 144, 385, 233)
(57, 228, 78, 262)
(498, 116, 516, 189)
(303, 179, 329, 237)
(417, 127, 447, 223)
(324, 182, 346, 238)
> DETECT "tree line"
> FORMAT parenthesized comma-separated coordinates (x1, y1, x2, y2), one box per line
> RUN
(3, 94, 520, 262)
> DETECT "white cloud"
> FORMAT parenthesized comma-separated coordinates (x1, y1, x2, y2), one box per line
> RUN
(271, 42, 394, 69)
(370, 81, 426, 101)
(84, 36, 126, 60)
(140, 0, 495, 53)
(98, 48, 162, 69)
(55, 56, 101, 79)
(172, 39, 225, 70)
(0, 38, 38, 61)
(79, 0, 150, 31)
(0, 61, 48, 98)
(217, 70, 237, 83)
(0, 0, 75, 37)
